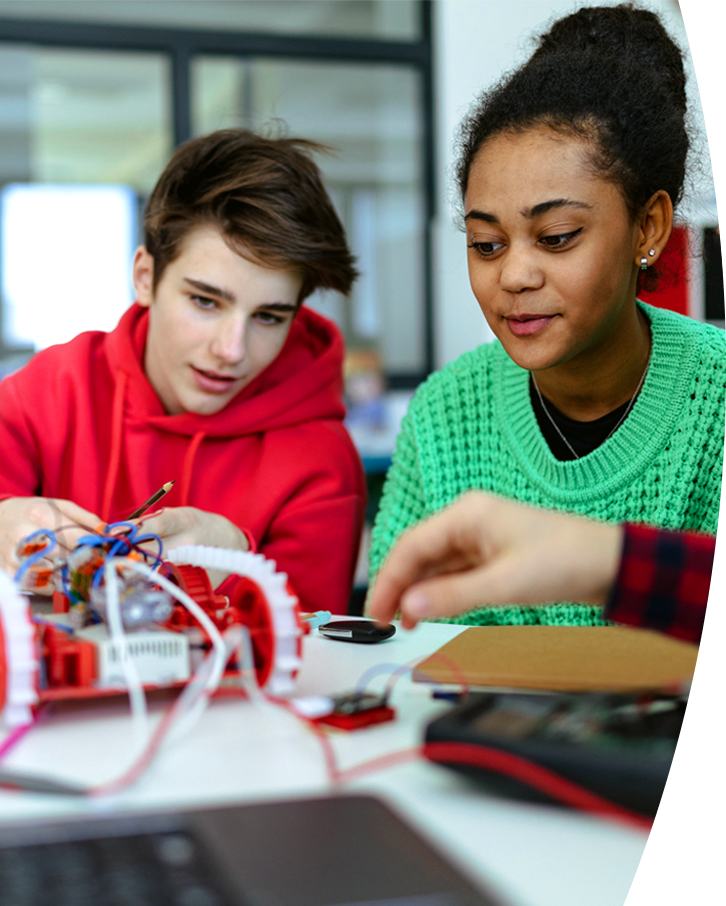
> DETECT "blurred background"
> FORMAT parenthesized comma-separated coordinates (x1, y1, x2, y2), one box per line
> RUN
(0, 0, 721, 600)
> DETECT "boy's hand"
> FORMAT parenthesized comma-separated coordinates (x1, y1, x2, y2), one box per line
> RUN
(367, 492, 623, 629)
(135, 507, 250, 589)
(0, 496, 101, 583)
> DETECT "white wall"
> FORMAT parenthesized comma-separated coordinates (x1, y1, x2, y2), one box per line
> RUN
(432, 0, 710, 369)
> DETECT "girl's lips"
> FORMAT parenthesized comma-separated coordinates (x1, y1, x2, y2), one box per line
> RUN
(505, 315, 556, 337)
(191, 366, 241, 394)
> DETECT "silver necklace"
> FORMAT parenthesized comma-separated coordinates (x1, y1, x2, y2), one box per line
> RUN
(531, 356, 650, 461)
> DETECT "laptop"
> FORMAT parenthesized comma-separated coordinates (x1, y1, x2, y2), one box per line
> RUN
(0, 793, 508, 905)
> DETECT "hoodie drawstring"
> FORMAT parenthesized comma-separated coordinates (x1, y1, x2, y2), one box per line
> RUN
(101, 371, 128, 523)
(180, 430, 206, 507)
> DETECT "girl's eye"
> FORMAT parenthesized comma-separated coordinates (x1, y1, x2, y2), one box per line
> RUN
(467, 240, 505, 258)
(539, 228, 583, 249)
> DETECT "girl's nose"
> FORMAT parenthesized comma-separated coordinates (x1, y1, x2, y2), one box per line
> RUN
(499, 244, 545, 294)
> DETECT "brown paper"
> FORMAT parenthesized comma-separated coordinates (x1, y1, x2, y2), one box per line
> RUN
(413, 626, 698, 693)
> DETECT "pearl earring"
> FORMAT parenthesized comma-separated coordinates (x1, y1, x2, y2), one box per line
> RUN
(648, 249, 656, 257)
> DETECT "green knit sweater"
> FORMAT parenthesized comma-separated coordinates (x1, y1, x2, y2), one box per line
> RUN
(370, 303, 725, 626)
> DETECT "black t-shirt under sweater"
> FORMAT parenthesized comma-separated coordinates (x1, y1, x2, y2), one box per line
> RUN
(529, 377, 631, 461)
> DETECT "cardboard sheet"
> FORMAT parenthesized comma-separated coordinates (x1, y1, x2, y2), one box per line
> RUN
(413, 626, 698, 693)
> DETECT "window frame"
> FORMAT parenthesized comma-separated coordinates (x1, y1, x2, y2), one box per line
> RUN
(0, 2, 435, 385)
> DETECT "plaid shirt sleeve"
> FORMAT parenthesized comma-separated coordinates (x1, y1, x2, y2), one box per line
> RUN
(603, 523, 715, 644)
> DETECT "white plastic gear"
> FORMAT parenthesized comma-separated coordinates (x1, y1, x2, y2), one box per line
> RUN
(165, 546, 302, 696)
(0, 570, 39, 727)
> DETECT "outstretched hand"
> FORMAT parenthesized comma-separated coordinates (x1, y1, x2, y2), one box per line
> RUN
(134, 506, 250, 589)
(367, 492, 623, 629)
(0, 496, 101, 583)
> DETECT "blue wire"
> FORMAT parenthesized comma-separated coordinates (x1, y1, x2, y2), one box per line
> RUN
(134, 532, 164, 566)
(14, 530, 57, 585)
(49, 521, 166, 599)
(74, 534, 108, 549)
(61, 563, 72, 599)
(105, 521, 139, 540)
(32, 616, 74, 635)
(108, 537, 133, 558)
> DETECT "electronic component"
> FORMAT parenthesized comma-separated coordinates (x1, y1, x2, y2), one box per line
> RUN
(425, 691, 684, 816)
(1, 528, 304, 726)
(312, 691, 396, 731)
(90, 579, 174, 631)
(75, 624, 190, 687)
(318, 619, 396, 644)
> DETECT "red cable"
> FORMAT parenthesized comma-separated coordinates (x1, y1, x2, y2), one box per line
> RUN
(258, 672, 726, 840)
(263, 694, 341, 783)
(335, 741, 651, 832)
(0, 704, 48, 763)
(266, 696, 726, 840)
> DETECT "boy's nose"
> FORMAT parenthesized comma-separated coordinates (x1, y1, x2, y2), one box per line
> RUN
(212, 317, 246, 365)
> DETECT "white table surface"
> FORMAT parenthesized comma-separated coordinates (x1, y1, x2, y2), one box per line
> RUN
(0, 619, 648, 906)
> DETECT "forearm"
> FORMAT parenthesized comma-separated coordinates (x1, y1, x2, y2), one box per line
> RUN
(604, 523, 713, 643)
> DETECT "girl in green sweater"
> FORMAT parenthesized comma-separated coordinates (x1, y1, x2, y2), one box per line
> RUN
(370, 3, 724, 627)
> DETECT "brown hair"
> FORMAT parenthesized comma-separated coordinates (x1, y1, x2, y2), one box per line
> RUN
(143, 128, 358, 301)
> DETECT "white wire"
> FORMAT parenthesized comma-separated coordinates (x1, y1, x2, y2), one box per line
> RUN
(103, 561, 148, 743)
(163, 624, 256, 744)
(234, 624, 264, 702)
(116, 559, 228, 738)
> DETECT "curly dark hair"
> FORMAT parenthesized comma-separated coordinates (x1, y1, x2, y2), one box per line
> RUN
(456, 3, 689, 293)
(144, 128, 358, 302)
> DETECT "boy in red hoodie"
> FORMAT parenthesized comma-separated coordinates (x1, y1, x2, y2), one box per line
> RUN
(0, 129, 366, 614)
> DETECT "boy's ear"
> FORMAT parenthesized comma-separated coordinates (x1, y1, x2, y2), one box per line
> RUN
(636, 190, 673, 269)
(133, 246, 155, 307)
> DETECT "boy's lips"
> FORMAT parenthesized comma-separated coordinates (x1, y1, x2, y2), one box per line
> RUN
(191, 365, 243, 394)
(505, 313, 557, 337)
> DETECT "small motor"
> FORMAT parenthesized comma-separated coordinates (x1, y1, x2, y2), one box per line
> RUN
(90, 579, 174, 631)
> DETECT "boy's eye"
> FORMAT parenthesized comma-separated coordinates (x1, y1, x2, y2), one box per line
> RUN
(255, 311, 286, 326)
(467, 240, 505, 258)
(539, 228, 583, 249)
(191, 294, 218, 310)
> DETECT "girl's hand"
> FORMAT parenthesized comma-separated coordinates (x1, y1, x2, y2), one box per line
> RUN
(367, 492, 623, 629)
(0, 496, 101, 583)
(135, 507, 250, 588)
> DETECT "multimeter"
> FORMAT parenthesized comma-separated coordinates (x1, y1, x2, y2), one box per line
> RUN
(318, 620, 396, 643)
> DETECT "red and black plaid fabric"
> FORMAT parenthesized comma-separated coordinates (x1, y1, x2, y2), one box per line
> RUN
(604, 523, 715, 644)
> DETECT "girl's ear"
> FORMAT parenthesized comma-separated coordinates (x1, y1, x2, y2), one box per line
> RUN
(132, 246, 155, 307)
(636, 190, 673, 268)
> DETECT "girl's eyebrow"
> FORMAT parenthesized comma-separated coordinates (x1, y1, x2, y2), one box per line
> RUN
(465, 209, 499, 224)
(522, 198, 593, 219)
(465, 198, 592, 225)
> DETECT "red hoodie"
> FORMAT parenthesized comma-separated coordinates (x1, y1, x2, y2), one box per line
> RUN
(0, 303, 366, 614)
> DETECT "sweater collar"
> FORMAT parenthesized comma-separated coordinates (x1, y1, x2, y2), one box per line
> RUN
(493, 301, 701, 502)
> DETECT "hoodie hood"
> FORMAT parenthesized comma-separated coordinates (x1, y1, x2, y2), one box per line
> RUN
(104, 302, 347, 438)
(0, 300, 365, 614)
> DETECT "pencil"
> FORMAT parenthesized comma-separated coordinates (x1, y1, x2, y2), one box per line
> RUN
(128, 480, 175, 520)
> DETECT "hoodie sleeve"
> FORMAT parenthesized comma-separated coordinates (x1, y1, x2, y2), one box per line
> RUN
(0, 370, 43, 501)
(218, 422, 367, 616)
